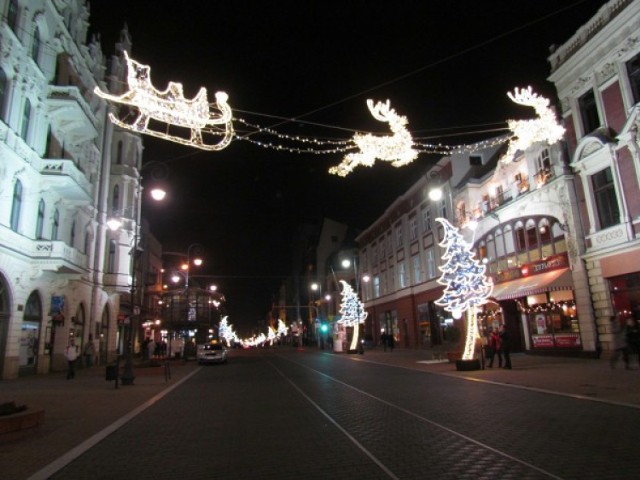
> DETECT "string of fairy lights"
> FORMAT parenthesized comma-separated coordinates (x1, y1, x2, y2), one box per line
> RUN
(94, 53, 564, 176)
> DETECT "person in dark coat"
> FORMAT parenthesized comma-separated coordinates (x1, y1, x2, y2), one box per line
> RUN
(487, 328, 501, 368)
(499, 324, 512, 369)
(626, 317, 640, 367)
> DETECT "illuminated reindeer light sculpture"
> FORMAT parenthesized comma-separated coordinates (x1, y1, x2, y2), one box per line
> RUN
(95, 51, 233, 151)
(502, 86, 565, 163)
(329, 99, 417, 177)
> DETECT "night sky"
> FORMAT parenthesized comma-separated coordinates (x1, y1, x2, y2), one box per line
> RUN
(87, 0, 608, 333)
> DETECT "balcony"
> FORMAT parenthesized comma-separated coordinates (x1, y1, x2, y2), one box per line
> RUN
(46, 85, 98, 143)
(35, 158, 92, 203)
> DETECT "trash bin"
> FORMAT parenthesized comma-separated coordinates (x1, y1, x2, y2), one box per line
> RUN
(105, 365, 117, 381)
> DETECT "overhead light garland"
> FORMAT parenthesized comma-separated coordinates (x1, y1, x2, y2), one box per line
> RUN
(96, 55, 563, 174)
(502, 86, 565, 163)
(434, 218, 493, 361)
(328, 99, 418, 177)
(95, 51, 234, 151)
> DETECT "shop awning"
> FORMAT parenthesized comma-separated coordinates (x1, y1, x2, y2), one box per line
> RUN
(490, 268, 574, 301)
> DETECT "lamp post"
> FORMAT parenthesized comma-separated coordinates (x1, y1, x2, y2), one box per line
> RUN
(108, 161, 168, 386)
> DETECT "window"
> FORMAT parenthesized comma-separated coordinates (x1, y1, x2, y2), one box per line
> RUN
(395, 226, 403, 248)
(426, 248, 436, 279)
(35, 199, 45, 239)
(116, 141, 123, 164)
(70, 219, 76, 248)
(31, 27, 41, 63)
(398, 262, 407, 289)
(515, 222, 526, 251)
(409, 217, 417, 242)
(536, 148, 551, 172)
(578, 90, 599, 135)
(592, 168, 620, 229)
(379, 237, 385, 258)
(83, 231, 90, 254)
(108, 240, 116, 273)
(439, 198, 447, 218)
(413, 256, 422, 284)
(372, 276, 380, 298)
(10, 180, 22, 232)
(111, 185, 120, 215)
(21, 98, 31, 141)
(7, 0, 18, 33)
(422, 207, 432, 232)
(0, 69, 7, 120)
(627, 52, 640, 104)
(51, 209, 59, 240)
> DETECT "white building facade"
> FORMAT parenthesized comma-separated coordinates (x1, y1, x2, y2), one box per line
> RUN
(0, 0, 145, 378)
(548, 0, 640, 356)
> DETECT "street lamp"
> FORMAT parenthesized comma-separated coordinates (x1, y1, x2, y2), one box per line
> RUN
(108, 161, 168, 386)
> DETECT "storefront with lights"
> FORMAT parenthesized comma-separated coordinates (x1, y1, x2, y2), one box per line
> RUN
(486, 252, 580, 352)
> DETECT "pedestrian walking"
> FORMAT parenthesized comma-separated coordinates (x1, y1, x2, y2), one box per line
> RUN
(500, 324, 512, 369)
(83, 335, 96, 367)
(387, 333, 395, 352)
(65, 338, 79, 379)
(487, 328, 501, 368)
(381, 332, 388, 352)
(609, 316, 629, 369)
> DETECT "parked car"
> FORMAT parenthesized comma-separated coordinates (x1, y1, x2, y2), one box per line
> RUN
(197, 343, 228, 365)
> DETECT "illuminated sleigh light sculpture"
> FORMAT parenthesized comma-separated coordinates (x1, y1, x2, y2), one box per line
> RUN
(329, 99, 418, 177)
(94, 51, 233, 151)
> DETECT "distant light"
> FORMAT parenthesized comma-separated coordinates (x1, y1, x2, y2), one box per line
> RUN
(193, 258, 203, 266)
(362, 274, 371, 283)
(341, 259, 351, 269)
(209, 285, 218, 292)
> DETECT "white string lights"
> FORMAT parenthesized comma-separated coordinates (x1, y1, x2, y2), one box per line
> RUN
(94, 51, 234, 151)
(328, 99, 418, 177)
(95, 53, 564, 175)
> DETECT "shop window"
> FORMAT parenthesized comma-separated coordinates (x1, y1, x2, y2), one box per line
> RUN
(591, 167, 620, 229)
(610, 273, 640, 322)
(578, 89, 600, 135)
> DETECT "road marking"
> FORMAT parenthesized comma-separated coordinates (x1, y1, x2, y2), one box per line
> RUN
(27, 368, 201, 480)
(269, 361, 400, 480)
(280, 355, 564, 480)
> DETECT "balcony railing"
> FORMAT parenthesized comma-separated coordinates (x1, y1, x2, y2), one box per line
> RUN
(35, 158, 92, 203)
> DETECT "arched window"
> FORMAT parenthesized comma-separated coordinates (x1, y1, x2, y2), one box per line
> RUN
(7, 0, 19, 33)
(0, 69, 8, 121)
(20, 98, 31, 141)
(116, 141, 123, 164)
(111, 185, 120, 215)
(539, 218, 553, 257)
(31, 27, 41, 63)
(108, 240, 116, 273)
(51, 209, 59, 240)
(35, 199, 45, 239)
(10, 180, 22, 231)
(526, 219, 540, 261)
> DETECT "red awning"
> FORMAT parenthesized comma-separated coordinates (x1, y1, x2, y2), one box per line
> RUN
(491, 268, 574, 301)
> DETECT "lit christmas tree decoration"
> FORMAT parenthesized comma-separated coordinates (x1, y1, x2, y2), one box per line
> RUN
(328, 99, 418, 177)
(502, 86, 565, 163)
(336, 280, 368, 351)
(435, 218, 493, 360)
(95, 51, 234, 151)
